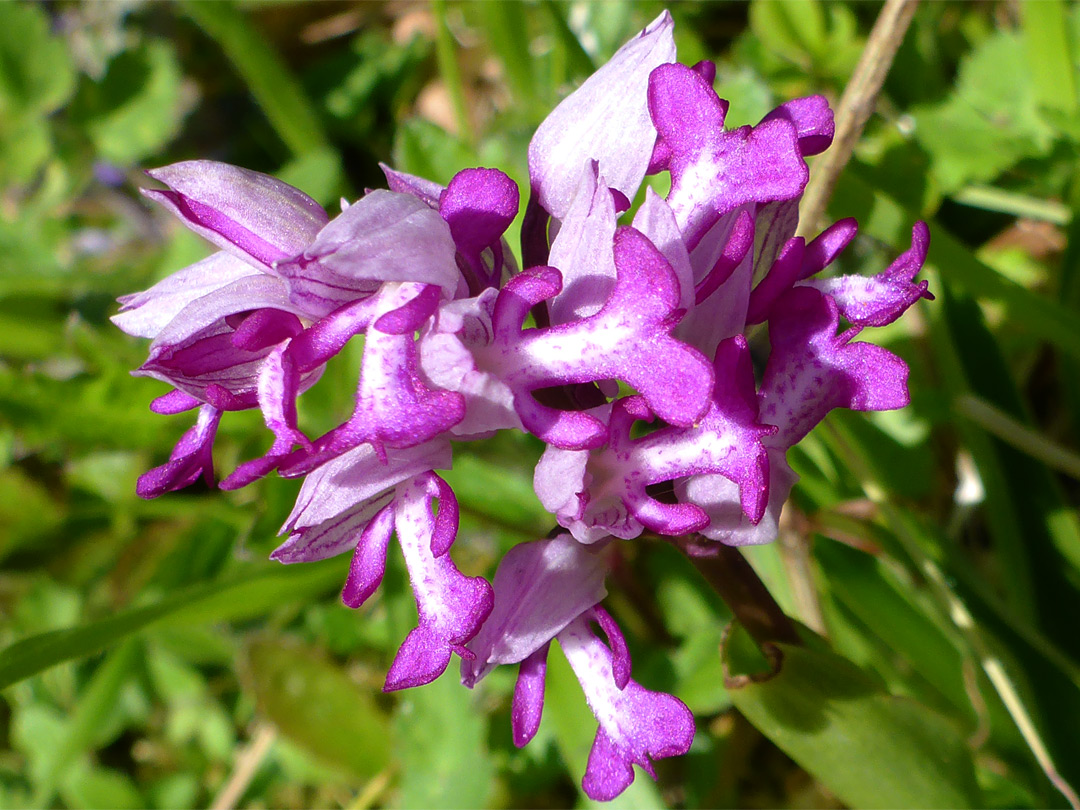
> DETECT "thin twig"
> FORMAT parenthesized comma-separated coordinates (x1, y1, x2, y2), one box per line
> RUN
(210, 722, 277, 810)
(798, 0, 920, 236)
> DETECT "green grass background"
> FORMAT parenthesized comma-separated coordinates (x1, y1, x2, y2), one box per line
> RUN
(2, 1, 1080, 807)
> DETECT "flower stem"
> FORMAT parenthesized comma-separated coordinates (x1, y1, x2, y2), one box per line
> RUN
(679, 537, 803, 646)
(798, 0, 919, 235)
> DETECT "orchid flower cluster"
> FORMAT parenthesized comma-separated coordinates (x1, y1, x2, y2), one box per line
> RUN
(112, 12, 930, 801)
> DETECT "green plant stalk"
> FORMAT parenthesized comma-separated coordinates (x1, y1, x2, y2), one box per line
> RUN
(955, 394, 1080, 484)
(823, 420, 1080, 809)
(952, 185, 1070, 226)
(431, 0, 475, 145)
(678, 537, 803, 647)
(181, 1, 332, 156)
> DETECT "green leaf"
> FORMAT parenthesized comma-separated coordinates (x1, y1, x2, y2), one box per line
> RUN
(912, 30, 1056, 191)
(0, 559, 345, 690)
(815, 540, 1002, 728)
(59, 767, 145, 810)
(430, 0, 474, 145)
(478, 2, 540, 115)
(394, 667, 494, 809)
(240, 637, 390, 781)
(75, 40, 187, 165)
(749, 0, 826, 73)
(1023, 0, 1078, 116)
(33, 641, 142, 808)
(0, 2, 75, 123)
(724, 628, 982, 809)
(0, 115, 53, 186)
(930, 287, 1080, 659)
(180, 1, 336, 160)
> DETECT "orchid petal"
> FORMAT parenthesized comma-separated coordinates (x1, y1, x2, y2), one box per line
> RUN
(272, 439, 451, 563)
(512, 645, 550, 748)
(682, 448, 798, 546)
(802, 222, 932, 327)
(760, 95, 835, 156)
(485, 227, 713, 448)
(276, 190, 459, 317)
(631, 188, 695, 311)
(558, 611, 695, 802)
(380, 163, 444, 208)
(547, 162, 618, 324)
(799, 217, 858, 280)
(759, 287, 910, 448)
(439, 168, 520, 290)
(649, 63, 807, 248)
(675, 208, 756, 357)
(136, 404, 221, 498)
(462, 534, 608, 686)
(385, 473, 494, 691)
(112, 252, 261, 339)
(150, 389, 200, 415)
(143, 161, 328, 272)
(529, 11, 676, 222)
(745, 236, 806, 325)
(342, 505, 395, 608)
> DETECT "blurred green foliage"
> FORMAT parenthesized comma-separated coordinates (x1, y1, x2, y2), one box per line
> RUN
(2, 1, 1080, 808)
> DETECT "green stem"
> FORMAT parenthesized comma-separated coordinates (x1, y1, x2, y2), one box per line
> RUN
(678, 537, 803, 647)
(431, 0, 475, 145)
(181, 1, 332, 157)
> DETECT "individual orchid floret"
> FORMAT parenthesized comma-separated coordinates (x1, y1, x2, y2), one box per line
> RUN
(135, 404, 221, 498)
(433, 226, 714, 450)
(272, 441, 491, 691)
(802, 221, 933, 327)
(130, 273, 312, 411)
(112, 252, 263, 340)
(674, 213, 854, 358)
(275, 190, 460, 317)
(555, 609, 695, 800)
(345, 472, 493, 690)
(508, 608, 694, 801)
(382, 165, 522, 294)
(760, 285, 912, 449)
(272, 439, 451, 564)
(463, 536, 693, 801)
(683, 227, 929, 547)
(535, 335, 775, 543)
(236, 282, 466, 481)
(462, 533, 609, 687)
(527, 11, 676, 227)
(647, 62, 809, 250)
(142, 160, 329, 273)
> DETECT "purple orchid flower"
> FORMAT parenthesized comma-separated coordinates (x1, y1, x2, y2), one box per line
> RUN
(463, 535, 694, 801)
(113, 10, 932, 802)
